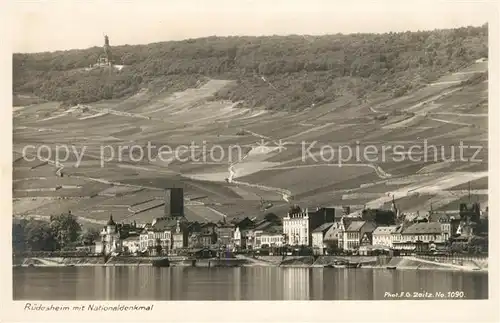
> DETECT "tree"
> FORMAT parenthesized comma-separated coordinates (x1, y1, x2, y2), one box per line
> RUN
(12, 220, 28, 252)
(13, 25, 487, 112)
(362, 209, 396, 226)
(79, 228, 100, 246)
(226, 46, 238, 65)
(49, 212, 82, 250)
(477, 216, 488, 234)
(24, 221, 57, 251)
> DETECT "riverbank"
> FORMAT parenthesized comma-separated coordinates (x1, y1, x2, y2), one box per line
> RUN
(13, 255, 488, 272)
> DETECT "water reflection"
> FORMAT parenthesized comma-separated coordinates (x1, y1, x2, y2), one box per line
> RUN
(13, 267, 488, 300)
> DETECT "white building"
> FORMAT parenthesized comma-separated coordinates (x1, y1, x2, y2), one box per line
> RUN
(139, 230, 172, 253)
(342, 221, 376, 251)
(323, 222, 344, 251)
(233, 227, 242, 247)
(139, 217, 178, 253)
(311, 223, 334, 255)
(372, 226, 398, 248)
(122, 236, 140, 255)
(283, 207, 336, 247)
(429, 213, 453, 242)
(259, 232, 284, 248)
(98, 215, 122, 256)
(283, 209, 310, 246)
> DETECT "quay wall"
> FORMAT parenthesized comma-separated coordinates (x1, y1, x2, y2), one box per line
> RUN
(255, 256, 283, 264)
(14, 254, 488, 271)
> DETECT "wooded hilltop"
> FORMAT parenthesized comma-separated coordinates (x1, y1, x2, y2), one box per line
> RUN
(13, 24, 487, 110)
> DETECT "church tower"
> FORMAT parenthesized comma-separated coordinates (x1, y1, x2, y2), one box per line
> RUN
(106, 214, 116, 234)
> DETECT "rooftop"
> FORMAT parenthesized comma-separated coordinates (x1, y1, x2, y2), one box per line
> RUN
(342, 216, 363, 229)
(261, 226, 283, 235)
(201, 222, 217, 228)
(123, 235, 140, 241)
(346, 221, 366, 232)
(324, 223, 343, 240)
(149, 217, 187, 232)
(373, 226, 398, 235)
(403, 222, 442, 234)
(312, 222, 334, 233)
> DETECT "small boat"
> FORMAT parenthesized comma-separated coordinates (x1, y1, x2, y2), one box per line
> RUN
(346, 262, 361, 268)
(152, 257, 170, 267)
(329, 261, 348, 268)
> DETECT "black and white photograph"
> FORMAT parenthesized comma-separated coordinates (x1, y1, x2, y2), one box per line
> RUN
(6, 0, 497, 314)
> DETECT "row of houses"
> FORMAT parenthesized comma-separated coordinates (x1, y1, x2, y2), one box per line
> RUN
(95, 200, 487, 256)
(95, 214, 283, 255)
(255, 201, 485, 256)
(295, 202, 486, 255)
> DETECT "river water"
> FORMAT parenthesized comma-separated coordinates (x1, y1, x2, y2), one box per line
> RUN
(13, 267, 488, 300)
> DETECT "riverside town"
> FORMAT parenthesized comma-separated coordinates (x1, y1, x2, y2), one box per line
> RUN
(12, 18, 489, 301)
(14, 186, 488, 269)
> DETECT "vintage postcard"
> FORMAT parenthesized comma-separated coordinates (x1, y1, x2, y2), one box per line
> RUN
(1, 0, 499, 322)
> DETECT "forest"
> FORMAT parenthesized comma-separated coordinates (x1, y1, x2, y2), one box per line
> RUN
(13, 24, 488, 110)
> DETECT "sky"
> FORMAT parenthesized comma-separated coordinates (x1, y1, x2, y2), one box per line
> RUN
(11, 0, 493, 53)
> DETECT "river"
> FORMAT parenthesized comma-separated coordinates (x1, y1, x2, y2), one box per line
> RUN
(13, 267, 488, 300)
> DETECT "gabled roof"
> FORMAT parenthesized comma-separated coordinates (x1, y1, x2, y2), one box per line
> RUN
(403, 222, 442, 234)
(342, 216, 363, 229)
(324, 223, 343, 240)
(373, 226, 398, 235)
(361, 232, 372, 240)
(152, 218, 178, 231)
(346, 221, 366, 232)
(232, 217, 254, 226)
(312, 222, 334, 233)
(149, 217, 188, 232)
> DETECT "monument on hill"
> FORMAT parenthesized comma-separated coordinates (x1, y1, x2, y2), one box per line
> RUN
(97, 34, 112, 66)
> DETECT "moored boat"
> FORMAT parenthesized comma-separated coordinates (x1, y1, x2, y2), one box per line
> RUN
(327, 261, 361, 269)
(152, 257, 170, 267)
(346, 262, 361, 268)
